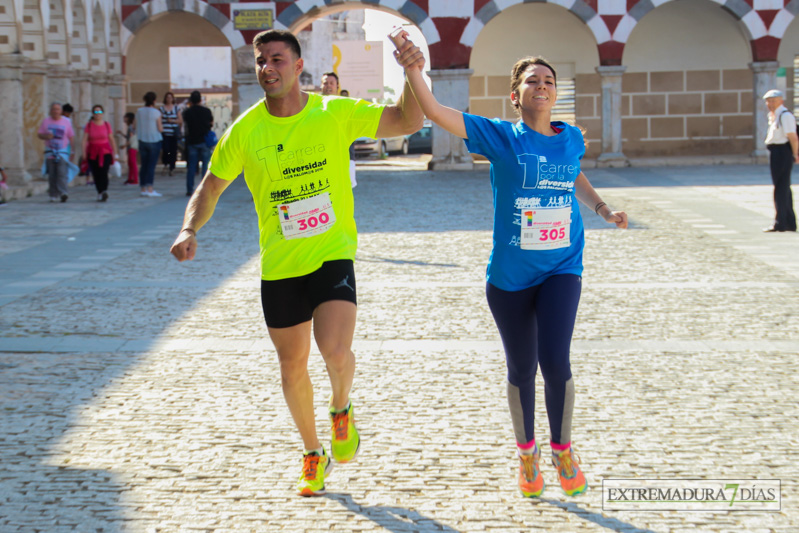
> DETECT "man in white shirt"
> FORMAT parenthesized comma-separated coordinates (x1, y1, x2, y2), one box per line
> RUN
(763, 89, 798, 232)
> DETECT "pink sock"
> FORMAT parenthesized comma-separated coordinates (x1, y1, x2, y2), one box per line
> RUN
(551, 441, 571, 455)
(517, 439, 537, 455)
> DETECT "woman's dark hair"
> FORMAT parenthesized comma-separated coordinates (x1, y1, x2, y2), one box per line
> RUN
(92, 104, 104, 113)
(143, 91, 157, 106)
(163, 91, 175, 105)
(510, 56, 557, 114)
(253, 29, 301, 58)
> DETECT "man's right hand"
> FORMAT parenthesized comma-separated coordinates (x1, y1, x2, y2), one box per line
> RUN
(170, 229, 197, 261)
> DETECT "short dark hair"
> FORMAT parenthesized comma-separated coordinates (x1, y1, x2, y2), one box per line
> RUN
(124, 112, 135, 123)
(62, 103, 73, 114)
(510, 56, 557, 114)
(253, 29, 301, 58)
(143, 91, 157, 106)
(322, 71, 339, 84)
(190, 90, 202, 104)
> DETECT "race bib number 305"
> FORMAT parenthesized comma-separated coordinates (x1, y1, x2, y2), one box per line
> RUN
(520, 206, 571, 250)
(279, 193, 336, 240)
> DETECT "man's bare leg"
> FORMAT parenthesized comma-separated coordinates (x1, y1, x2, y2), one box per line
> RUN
(268, 321, 319, 451)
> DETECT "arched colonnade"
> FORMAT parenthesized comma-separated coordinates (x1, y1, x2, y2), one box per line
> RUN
(2, 0, 799, 189)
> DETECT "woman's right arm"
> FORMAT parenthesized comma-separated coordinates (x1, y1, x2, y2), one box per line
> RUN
(393, 34, 467, 139)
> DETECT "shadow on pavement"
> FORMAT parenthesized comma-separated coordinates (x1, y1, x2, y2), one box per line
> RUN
(541, 498, 658, 533)
(325, 493, 462, 532)
(0, 179, 259, 530)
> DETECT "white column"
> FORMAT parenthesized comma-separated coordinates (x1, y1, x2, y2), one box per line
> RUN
(596, 65, 627, 167)
(23, 61, 50, 173)
(73, 71, 93, 156)
(428, 68, 474, 171)
(234, 72, 263, 117)
(48, 67, 73, 108)
(0, 55, 32, 186)
(750, 61, 780, 161)
(234, 45, 258, 118)
(91, 72, 109, 113)
(109, 75, 127, 161)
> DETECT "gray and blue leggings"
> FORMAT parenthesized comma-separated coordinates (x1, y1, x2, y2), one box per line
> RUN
(486, 274, 581, 448)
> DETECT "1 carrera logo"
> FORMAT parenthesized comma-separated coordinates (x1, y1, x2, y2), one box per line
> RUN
(257, 143, 326, 181)
(517, 153, 577, 190)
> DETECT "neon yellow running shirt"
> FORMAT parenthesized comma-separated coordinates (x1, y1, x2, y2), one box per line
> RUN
(209, 93, 384, 280)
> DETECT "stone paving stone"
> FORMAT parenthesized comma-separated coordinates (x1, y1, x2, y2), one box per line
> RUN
(1, 165, 798, 531)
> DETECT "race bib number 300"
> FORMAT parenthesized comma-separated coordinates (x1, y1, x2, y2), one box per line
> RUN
(279, 193, 336, 240)
(520, 206, 571, 250)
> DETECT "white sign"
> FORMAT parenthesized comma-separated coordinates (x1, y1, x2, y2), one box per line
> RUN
(331, 41, 383, 100)
(169, 47, 232, 89)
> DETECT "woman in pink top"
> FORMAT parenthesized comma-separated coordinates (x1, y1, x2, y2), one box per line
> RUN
(82, 104, 118, 202)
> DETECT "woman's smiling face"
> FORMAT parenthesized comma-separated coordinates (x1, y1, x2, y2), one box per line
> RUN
(512, 64, 557, 115)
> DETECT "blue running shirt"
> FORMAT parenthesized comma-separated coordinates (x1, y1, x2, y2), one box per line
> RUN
(464, 113, 585, 291)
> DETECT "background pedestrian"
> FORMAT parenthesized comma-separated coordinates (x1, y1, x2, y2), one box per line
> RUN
(181, 90, 213, 197)
(160, 91, 182, 176)
(82, 104, 117, 202)
(762, 89, 798, 232)
(118, 112, 139, 185)
(136, 91, 164, 197)
(37, 102, 74, 203)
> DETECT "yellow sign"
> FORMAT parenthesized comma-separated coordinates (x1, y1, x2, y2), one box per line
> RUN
(233, 8, 274, 30)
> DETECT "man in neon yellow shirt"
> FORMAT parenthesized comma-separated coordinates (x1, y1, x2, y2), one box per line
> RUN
(170, 29, 424, 496)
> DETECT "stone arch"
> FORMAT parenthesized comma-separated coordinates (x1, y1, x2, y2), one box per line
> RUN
(624, 0, 752, 71)
(468, 2, 599, 118)
(621, 0, 754, 158)
(278, 0, 441, 64)
(121, 0, 245, 55)
(124, 9, 236, 114)
(622, 0, 790, 62)
(464, 0, 606, 63)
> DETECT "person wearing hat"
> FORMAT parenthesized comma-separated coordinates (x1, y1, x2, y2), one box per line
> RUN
(762, 89, 798, 232)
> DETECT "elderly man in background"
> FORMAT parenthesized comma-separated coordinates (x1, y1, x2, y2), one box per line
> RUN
(37, 102, 75, 203)
(762, 89, 798, 232)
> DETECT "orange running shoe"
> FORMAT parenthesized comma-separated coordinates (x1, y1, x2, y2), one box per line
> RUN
(551, 447, 587, 496)
(518, 448, 545, 498)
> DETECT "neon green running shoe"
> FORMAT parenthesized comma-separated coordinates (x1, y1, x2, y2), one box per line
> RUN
(329, 400, 360, 463)
(296, 449, 332, 497)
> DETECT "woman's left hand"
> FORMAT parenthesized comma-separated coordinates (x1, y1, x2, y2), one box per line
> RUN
(603, 210, 628, 229)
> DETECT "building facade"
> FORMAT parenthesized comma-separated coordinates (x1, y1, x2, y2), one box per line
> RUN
(2, 0, 798, 190)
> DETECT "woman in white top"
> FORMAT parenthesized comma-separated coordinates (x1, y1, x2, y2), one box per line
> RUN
(136, 91, 164, 197)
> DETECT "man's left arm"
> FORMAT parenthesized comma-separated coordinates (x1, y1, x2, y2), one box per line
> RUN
(789, 132, 799, 163)
(375, 77, 424, 138)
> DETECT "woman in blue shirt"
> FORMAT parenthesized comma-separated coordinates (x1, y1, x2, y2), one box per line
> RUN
(393, 33, 627, 498)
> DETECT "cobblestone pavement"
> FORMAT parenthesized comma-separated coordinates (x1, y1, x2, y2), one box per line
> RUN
(1, 163, 798, 532)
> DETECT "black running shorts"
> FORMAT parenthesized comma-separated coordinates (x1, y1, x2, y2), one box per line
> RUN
(260, 259, 357, 329)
